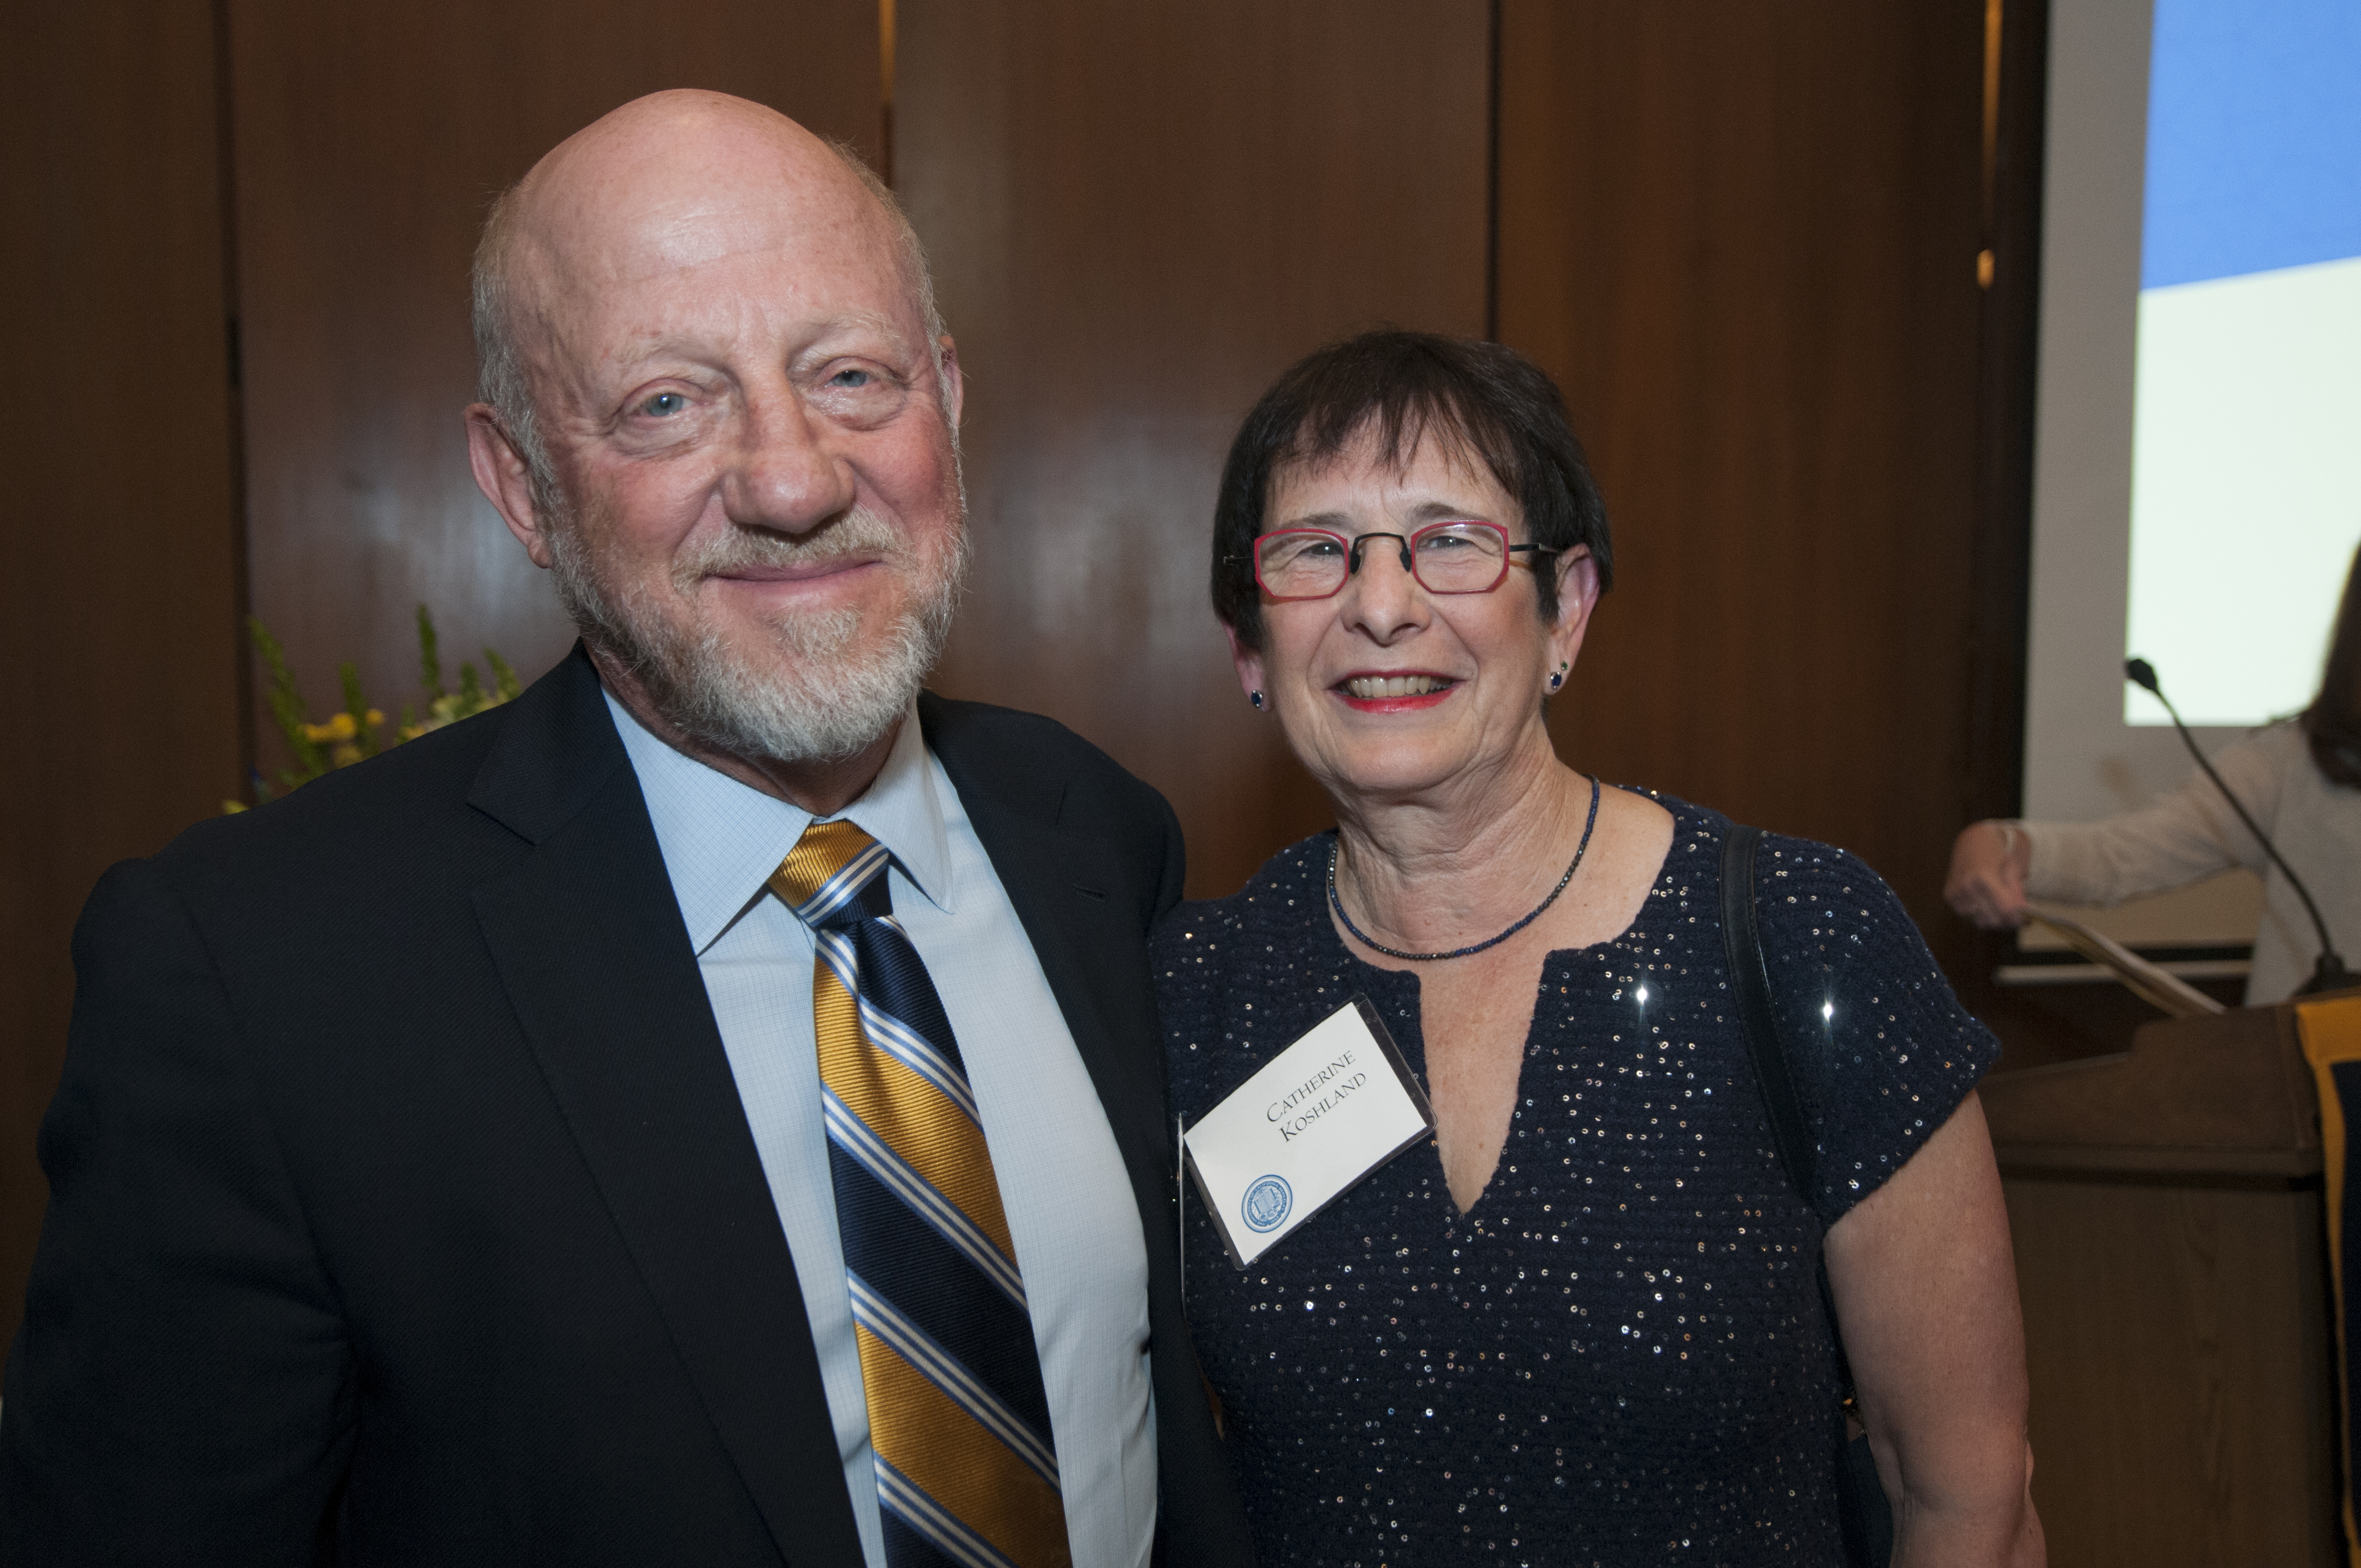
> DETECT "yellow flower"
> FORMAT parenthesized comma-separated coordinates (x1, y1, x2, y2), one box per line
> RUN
(365, 709, 384, 727)
(301, 720, 337, 744)
(329, 742, 362, 767)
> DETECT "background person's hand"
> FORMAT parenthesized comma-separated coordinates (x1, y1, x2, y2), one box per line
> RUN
(1945, 820, 2032, 930)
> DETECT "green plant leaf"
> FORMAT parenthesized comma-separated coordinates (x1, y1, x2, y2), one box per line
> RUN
(247, 616, 326, 781)
(339, 662, 378, 760)
(416, 604, 442, 695)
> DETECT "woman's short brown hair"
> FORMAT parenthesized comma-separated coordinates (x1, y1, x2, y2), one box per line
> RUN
(1211, 330, 1612, 651)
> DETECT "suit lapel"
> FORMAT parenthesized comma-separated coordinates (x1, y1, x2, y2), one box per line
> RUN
(467, 651, 864, 1567)
(917, 697, 1175, 1212)
(917, 697, 1260, 1554)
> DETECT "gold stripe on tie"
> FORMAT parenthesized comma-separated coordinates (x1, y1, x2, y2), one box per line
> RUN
(855, 1323, 1072, 1568)
(772, 819, 877, 911)
(812, 960, 1019, 1264)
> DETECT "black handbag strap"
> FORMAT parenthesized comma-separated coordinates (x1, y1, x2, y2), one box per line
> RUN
(1722, 824, 1892, 1562)
(1720, 823, 1860, 1398)
(1720, 824, 1820, 1205)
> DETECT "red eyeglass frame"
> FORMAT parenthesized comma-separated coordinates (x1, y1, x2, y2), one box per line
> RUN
(1247, 519, 1553, 601)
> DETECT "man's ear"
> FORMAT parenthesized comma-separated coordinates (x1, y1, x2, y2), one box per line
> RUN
(935, 333, 965, 431)
(466, 405, 554, 568)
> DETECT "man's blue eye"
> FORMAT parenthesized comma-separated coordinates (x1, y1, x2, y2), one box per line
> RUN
(831, 369, 873, 388)
(641, 392, 686, 417)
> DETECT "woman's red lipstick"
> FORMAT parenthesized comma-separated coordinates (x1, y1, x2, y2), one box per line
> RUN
(1333, 672, 1457, 712)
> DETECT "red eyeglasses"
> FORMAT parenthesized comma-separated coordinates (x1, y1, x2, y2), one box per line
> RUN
(1249, 519, 1552, 600)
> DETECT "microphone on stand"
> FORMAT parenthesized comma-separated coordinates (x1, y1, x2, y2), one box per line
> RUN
(2126, 657, 2353, 996)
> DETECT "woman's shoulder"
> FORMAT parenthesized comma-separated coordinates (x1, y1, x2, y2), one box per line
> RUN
(2232, 717, 2329, 786)
(1150, 830, 1334, 961)
(1150, 831, 1335, 1025)
(1729, 822, 1955, 1006)
(1749, 829, 1906, 923)
(1151, 831, 1365, 1110)
(1630, 786, 1903, 924)
(1739, 825, 1998, 1216)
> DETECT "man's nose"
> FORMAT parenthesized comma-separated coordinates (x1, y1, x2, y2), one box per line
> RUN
(720, 388, 857, 533)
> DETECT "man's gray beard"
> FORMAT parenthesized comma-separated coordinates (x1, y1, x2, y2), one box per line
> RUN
(545, 505, 967, 765)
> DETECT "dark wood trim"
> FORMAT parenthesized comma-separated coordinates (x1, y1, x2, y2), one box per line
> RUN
(878, 0, 896, 187)
(1960, 0, 2059, 1052)
(1964, 0, 2048, 829)
(1483, 0, 1502, 342)
(214, 0, 256, 802)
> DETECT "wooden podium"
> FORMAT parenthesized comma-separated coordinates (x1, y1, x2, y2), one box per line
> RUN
(1982, 1004, 2342, 1566)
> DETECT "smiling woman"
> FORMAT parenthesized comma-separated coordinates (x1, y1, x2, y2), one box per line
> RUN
(1160, 330, 2045, 1565)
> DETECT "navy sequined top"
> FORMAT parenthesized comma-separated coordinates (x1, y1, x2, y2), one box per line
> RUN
(1155, 794, 1999, 1566)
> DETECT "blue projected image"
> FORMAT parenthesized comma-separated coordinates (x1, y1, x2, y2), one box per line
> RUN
(2126, 0, 2361, 729)
(2141, 0, 2361, 290)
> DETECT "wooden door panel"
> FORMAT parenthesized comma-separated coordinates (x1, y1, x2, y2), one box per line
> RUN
(897, 0, 1491, 899)
(1, 0, 246, 1367)
(1497, 1, 1987, 963)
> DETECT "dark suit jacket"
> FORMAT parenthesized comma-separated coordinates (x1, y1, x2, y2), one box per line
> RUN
(1, 647, 1252, 1566)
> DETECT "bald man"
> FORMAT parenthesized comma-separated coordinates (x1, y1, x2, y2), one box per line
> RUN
(1, 93, 1252, 1567)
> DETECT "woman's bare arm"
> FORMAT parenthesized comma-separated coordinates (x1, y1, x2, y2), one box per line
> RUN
(1822, 1092, 2045, 1566)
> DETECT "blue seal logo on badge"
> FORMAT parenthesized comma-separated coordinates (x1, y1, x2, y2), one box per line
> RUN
(1241, 1174, 1293, 1234)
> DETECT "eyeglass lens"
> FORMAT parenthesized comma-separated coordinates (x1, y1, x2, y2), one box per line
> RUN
(1255, 521, 1510, 598)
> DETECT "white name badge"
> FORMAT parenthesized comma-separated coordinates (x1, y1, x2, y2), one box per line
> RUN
(1182, 994, 1435, 1268)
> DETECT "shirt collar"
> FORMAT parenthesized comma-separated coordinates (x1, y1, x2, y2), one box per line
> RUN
(602, 688, 953, 955)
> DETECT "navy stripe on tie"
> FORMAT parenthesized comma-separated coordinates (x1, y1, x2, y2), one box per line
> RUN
(828, 1140, 1056, 1440)
(822, 1089, 1025, 1306)
(849, 1275, 1059, 1485)
(844, 921, 964, 1065)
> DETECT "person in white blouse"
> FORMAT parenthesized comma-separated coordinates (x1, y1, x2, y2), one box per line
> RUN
(1946, 549, 2361, 1005)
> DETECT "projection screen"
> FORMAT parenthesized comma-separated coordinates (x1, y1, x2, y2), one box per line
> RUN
(2021, 0, 2360, 950)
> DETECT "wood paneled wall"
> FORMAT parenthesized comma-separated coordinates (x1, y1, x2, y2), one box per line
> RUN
(226, 0, 884, 774)
(897, 0, 1492, 899)
(1497, 1, 1992, 979)
(6, 2, 2081, 1369)
(0, 4, 248, 1362)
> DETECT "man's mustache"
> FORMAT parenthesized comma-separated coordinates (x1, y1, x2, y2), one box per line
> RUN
(667, 508, 910, 593)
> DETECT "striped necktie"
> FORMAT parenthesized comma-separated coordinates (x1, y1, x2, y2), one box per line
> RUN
(770, 820, 1072, 1568)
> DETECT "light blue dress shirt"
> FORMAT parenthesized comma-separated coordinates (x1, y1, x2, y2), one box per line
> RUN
(604, 691, 1156, 1568)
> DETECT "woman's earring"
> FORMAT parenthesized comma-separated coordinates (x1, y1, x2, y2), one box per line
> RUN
(1249, 690, 1266, 710)
(1546, 660, 1568, 693)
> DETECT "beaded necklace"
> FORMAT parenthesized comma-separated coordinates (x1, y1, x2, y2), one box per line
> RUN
(1328, 774, 1603, 961)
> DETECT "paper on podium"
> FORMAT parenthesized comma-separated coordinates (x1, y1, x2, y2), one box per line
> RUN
(2023, 910, 2226, 1017)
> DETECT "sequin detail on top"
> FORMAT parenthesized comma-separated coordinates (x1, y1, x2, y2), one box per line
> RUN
(1154, 793, 2000, 1566)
